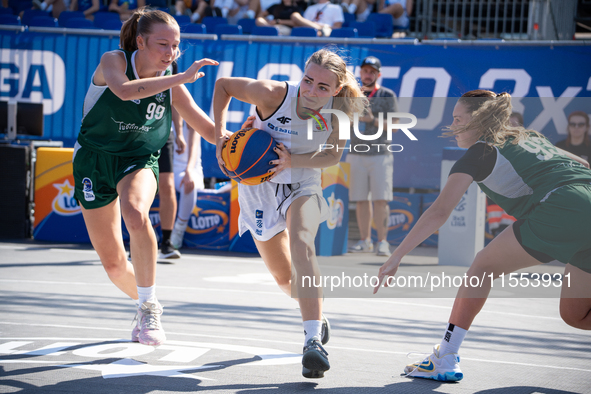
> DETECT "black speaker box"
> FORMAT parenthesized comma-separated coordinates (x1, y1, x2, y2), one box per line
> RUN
(0, 144, 30, 238)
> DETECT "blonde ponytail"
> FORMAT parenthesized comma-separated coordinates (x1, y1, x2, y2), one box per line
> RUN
(447, 89, 543, 146)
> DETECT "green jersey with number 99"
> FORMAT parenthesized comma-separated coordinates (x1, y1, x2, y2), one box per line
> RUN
(478, 133, 591, 218)
(77, 50, 172, 157)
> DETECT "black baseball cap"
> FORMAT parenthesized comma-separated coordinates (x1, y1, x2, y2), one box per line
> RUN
(360, 56, 381, 72)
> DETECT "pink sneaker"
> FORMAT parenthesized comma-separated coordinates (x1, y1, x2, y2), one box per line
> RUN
(131, 311, 140, 342)
(137, 302, 166, 346)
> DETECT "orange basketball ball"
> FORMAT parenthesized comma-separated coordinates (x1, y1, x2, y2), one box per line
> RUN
(221, 128, 279, 185)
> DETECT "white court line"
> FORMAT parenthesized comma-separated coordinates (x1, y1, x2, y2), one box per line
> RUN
(366, 299, 563, 321)
(1, 325, 589, 373)
(0, 244, 265, 265)
(0, 279, 281, 295)
(0, 278, 564, 320)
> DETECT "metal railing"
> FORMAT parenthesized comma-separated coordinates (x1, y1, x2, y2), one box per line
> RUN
(410, 0, 577, 40)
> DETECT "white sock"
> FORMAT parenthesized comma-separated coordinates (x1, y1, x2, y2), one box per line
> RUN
(137, 285, 156, 307)
(348, 3, 357, 14)
(190, 12, 200, 23)
(303, 320, 323, 343)
(439, 323, 467, 355)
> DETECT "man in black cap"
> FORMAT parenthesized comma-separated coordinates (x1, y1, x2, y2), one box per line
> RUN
(347, 56, 398, 257)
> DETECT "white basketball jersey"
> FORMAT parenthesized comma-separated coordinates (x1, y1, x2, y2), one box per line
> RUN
(253, 81, 334, 184)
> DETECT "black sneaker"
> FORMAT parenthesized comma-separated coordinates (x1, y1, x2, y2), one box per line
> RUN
(159, 239, 181, 259)
(302, 337, 330, 379)
(321, 314, 330, 345)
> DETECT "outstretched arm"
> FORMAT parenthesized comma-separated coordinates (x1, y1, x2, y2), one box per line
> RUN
(374, 172, 473, 293)
(171, 84, 215, 144)
(98, 52, 218, 101)
(212, 77, 287, 172)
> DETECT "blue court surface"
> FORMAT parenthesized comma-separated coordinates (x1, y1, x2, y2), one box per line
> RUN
(1, 240, 589, 393)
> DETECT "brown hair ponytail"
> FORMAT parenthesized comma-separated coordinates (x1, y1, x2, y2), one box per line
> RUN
(120, 7, 178, 52)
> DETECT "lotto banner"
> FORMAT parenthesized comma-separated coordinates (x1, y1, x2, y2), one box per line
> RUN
(372, 192, 421, 246)
(33, 147, 90, 242)
(315, 163, 350, 256)
(183, 190, 231, 250)
(140, 191, 232, 250)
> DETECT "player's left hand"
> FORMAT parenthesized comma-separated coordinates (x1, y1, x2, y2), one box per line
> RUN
(241, 115, 255, 130)
(267, 143, 290, 181)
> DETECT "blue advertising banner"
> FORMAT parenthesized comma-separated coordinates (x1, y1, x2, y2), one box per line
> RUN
(2, 30, 590, 189)
(372, 192, 421, 246)
(315, 163, 350, 256)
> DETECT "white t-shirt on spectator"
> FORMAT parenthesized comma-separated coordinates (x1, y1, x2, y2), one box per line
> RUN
(303, 2, 344, 27)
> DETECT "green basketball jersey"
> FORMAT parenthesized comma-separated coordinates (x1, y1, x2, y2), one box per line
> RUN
(77, 50, 172, 157)
(478, 134, 591, 218)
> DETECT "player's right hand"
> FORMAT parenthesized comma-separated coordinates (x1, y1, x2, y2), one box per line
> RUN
(215, 133, 230, 177)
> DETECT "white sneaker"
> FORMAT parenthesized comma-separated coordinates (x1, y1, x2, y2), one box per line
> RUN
(137, 302, 166, 346)
(170, 219, 188, 250)
(376, 240, 391, 256)
(404, 345, 463, 382)
(348, 239, 374, 253)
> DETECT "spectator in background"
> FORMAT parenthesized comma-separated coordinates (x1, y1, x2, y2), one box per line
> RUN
(32, 0, 67, 19)
(215, 0, 257, 24)
(555, 111, 591, 162)
(302, 0, 343, 36)
(347, 56, 397, 257)
(69, 0, 100, 20)
(175, 0, 220, 23)
(255, 0, 311, 35)
(378, 0, 412, 28)
(110, 0, 145, 21)
(339, 0, 374, 22)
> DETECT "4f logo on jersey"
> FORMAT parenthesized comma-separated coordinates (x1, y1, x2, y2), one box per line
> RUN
(276, 116, 291, 124)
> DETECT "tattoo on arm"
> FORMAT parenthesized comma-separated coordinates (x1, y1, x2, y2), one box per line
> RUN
(137, 86, 145, 93)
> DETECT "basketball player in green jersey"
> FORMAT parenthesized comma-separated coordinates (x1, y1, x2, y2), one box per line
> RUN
(374, 90, 591, 382)
(72, 7, 219, 346)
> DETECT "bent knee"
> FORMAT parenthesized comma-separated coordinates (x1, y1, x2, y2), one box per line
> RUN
(103, 258, 129, 279)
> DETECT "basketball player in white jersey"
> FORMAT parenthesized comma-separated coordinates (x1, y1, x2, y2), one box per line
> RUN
(213, 48, 368, 378)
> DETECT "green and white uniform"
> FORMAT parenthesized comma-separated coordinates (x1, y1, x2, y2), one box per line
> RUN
(451, 134, 591, 272)
(73, 49, 173, 209)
